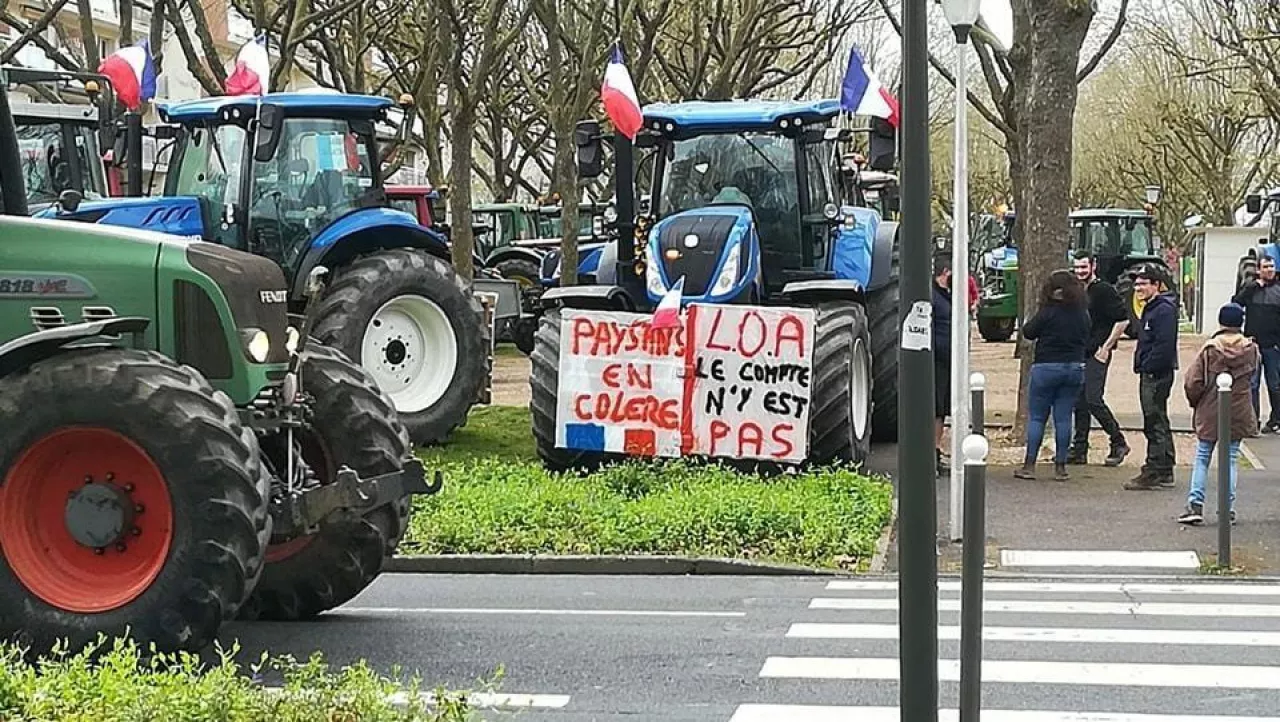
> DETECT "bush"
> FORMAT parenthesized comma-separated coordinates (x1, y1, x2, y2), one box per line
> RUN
(404, 457, 893, 570)
(0, 636, 485, 722)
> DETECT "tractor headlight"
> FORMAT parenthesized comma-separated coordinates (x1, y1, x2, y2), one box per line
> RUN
(711, 243, 741, 296)
(646, 249, 666, 296)
(285, 326, 300, 355)
(242, 329, 271, 363)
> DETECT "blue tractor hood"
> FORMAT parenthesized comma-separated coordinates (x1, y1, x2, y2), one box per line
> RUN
(645, 204, 759, 305)
(34, 196, 206, 239)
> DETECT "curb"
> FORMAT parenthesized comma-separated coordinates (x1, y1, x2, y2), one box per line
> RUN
(869, 496, 898, 574)
(383, 554, 852, 576)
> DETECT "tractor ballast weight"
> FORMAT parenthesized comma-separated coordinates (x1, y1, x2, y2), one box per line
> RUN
(529, 99, 902, 472)
(36, 92, 492, 445)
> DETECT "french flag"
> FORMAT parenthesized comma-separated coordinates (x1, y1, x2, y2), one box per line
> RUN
(600, 44, 642, 140)
(840, 47, 900, 128)
(97, 40, 156, 111)
(225, 35, 270, 96)
(651, 276, 684, 329)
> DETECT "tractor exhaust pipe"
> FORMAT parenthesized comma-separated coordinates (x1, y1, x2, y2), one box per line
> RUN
(125, 112, 144, 197)
(0, 86, 29, 217)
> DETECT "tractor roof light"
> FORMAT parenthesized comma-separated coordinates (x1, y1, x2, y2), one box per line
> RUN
(1145, 184, 1162, 205)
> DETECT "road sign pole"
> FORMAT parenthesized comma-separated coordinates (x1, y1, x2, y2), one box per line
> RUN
(1217, 372, 1232, 567)
(899, 0, 939, 720)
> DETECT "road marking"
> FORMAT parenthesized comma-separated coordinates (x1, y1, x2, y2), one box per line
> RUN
(808, 597, 1280, 617)
(786, 623, 1280, 646)
(757, 657, 1280, 688)
(263, 688, 571, 709)
(1242, 440, 1266, 470)
(999, 550, 1201, 569)
(730, 705, 1280, 722)
(332, 607, 746, 618)
(825, 580, 1280, 595)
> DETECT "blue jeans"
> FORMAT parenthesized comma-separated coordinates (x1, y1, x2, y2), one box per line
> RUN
(1188, 438, 1239, 509)
(1026, 362, 1085, 465)
(1251, 345, 1280, 425)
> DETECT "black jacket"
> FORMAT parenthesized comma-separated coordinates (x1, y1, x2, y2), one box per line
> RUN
(1134, 293, 1179, 375)
(1084, 277, 1128, 352)
(1022, 303, 1090, 364)
(932, 281, 951, 357)
(1232, 277, 1280, 349)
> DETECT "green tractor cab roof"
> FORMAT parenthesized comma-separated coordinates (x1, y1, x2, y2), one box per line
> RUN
(158, 92, 396, 124)
(641, 98, 842, 137)
(1069, 208, 1152, 220)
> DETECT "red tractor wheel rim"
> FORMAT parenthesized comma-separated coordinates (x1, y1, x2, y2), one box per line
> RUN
(0, 427, 174, 613)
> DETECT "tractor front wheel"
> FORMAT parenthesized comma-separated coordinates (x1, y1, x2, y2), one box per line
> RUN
(240, 344, 413, 621)
(866, 235, 901, 443)
(0, 349, 269, 654)
(977, 315, 1016, 342)
(311, 249, 490, 446)
(808, 301, 873, 467)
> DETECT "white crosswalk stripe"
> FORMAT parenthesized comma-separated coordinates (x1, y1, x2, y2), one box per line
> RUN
(729, 575, 1280, 721)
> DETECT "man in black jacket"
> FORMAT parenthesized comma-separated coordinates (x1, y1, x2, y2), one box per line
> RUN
(1232, 254, 1280, 433)
(1126, 266, 1179, 490)
(1070, 251, 1131, 466)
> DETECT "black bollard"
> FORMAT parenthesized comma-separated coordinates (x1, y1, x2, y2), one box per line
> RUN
(970, 372, 986, 437)
(1217, 372, 1232, 567)
(959, 434, 989, 722)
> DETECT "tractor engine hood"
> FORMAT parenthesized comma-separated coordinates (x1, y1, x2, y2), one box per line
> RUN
(645, 205, 757, 304)
(35, 196, 206, 240)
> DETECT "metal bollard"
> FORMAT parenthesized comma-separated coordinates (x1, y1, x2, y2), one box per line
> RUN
(960, 433, 989, 722)
(970, 372, 986, 437)
(1217, 372, 1232, 568)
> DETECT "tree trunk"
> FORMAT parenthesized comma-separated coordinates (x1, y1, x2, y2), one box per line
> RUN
(553, 120, 578, 286)
(119, 0, 133, 46)
(449, 105, 477, 281)
(149, 0, 166, 71)
(75, 0, 100, 70)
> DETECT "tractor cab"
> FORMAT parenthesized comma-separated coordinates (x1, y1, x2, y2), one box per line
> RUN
(1069, 208, 1162, 284)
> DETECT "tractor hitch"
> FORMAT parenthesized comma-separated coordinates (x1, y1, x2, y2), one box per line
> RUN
(270, 458, 442, 536)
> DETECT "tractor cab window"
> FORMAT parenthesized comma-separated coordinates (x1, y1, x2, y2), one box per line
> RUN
(246, 117, 377, 271)
(1074, 217, 1154, 257)
(16, 120, 107, 207)
(801, 139, 837, 264)
(170, 123, 248, 248)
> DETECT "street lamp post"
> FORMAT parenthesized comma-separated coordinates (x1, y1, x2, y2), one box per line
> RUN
(942, 0, 981, 543)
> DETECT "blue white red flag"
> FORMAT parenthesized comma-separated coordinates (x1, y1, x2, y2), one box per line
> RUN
(840, 47, 900, 128)
(600, 44, 643, 140)
(651, 276, 684, 329)
(225, 35, 270, 96)
(98, 39, 156, 111)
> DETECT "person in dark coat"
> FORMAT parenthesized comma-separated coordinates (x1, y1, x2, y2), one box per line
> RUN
(932, 254, 952, 474)
(1069, 250, 1131, 466)
(1232, 253, 1280, 433)
(1126, 266, 1180, 490)
(1177, 303, 1259, 525)
(1015, 269, 1090, 481)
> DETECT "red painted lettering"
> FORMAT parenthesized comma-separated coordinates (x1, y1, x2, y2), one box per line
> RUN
(771, 424, 796, 459)
(626, 363, 653, 389)
(603, 363, 622, 388)
(572, 318, 595, 355)
(574, 395, 592, 420)
(737, 422, 764, 457)
(706, 308, 733, 351)
(737, 311, 767, 358)
(710, 420, 731, 455)
(658, 399, 679, 429)
(774, 315, 807, 359)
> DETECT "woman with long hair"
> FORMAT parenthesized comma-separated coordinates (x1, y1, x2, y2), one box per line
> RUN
(1016, 269, 1092, 481)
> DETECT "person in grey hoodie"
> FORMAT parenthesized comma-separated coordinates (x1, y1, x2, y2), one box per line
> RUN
(1177, 303, 1260, 525)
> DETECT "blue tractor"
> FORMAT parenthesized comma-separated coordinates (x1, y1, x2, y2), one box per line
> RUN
(38, 92, 490, 445)
(529, 99, 901, 470)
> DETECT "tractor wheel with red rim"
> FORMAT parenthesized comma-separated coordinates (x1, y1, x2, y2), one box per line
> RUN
(239, 343, 412, 621)
(0, 348, 270, 654)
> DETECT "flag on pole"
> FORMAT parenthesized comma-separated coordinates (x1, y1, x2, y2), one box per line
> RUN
(98, 39, 156, 111)
(225, 34, 270, 96)
(651, 277, 684, 329)
(839, 47, 900, 128)
(600, 44, 643, 140)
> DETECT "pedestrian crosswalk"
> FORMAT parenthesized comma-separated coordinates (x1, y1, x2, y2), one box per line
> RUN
(729, 577, 1280, 721)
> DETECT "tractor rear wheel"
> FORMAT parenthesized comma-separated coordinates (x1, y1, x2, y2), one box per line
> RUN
(530, 307, 620, 472)
(977, 315, 1016, 342)
(0, 348, 269, 654)
(495, 257, 543, 356)
(240, 344, 413, 621)
(808, 301, 874, 467)
(311, 249, 490, 446)
(866, 235, 901, 443)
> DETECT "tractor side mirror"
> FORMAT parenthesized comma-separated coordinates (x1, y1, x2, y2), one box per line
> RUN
(576, 120, 604, 179)
(57, 189, 83, 214)
(868, 116, 896, 172)
(639, 194, 652, 215)
(1247, 193, 1263, 215)
(253, 103, 284, 163)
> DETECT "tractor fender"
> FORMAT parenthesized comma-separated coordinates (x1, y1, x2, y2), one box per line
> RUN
(539, 284, 637, 311)
(867, 219, 899, 292)
(0, 317, 150, 379)
(36, 196, 206, 239)
(292, 207, 451, 301)
(780, 279, 866, 305)
(485, 245, 544, 269)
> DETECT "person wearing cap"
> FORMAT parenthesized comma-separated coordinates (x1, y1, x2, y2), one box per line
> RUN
(1178, 303, 1259, 525)
(1126, 266, 1180, 490)
(1232, 253, 1280, 434)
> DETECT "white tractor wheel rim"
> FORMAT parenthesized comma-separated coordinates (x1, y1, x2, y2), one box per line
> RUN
(361, 294, 458, 415)
(850, 337, 871, 441)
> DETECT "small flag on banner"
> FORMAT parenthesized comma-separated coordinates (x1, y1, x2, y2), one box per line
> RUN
(651, 276, 684, 329)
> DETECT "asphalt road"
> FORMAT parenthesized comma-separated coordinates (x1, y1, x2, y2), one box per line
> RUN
(219, 572, 1280, 721)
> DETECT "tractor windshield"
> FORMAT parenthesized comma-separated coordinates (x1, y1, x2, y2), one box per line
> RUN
(16, 119, 106, 207)
(170, 123, 249, 248)
(1073, 217, 1155, 257)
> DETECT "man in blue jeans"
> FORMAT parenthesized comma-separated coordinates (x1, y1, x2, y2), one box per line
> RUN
(1125, 266, 1179, 490)
(1232, 254, 1280, 433)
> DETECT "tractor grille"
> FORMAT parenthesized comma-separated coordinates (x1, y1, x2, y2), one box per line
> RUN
(174, 280, 234, 379)
(29, 307, 65, 330)
(81, 306, 116, 322)
(184, 242, 291, 365)
(656, 214, 739, 297)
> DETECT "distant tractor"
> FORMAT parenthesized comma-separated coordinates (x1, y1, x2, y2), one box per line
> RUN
(975, 211, 1019, 342)
(0, 88, 437, 654)
(1239, 192, 1280, 289)
(39, 92, 494, 445)
(1069, 208, 1173, 337)
(529, 100, 901, 471)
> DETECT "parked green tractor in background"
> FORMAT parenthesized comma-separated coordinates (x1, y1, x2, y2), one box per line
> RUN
(0, 89, 437, 655)
(1070, 208, 1173, 337)
(975, 210, 1019, 342)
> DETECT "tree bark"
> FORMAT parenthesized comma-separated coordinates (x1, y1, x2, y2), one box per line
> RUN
(119, 0, 133, 46)
(75, 0, 100, 69)
(449, 102, 477, 281)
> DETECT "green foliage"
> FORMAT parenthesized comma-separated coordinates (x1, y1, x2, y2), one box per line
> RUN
(0, 636, 487, 722)
(405, 455, 893, 570)
(418, 405, 537, 465)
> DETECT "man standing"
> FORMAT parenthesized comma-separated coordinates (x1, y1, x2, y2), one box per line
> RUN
(1232, 254, 1280, 433)
(1069, 251, 1131, 466)
(933, 255, 953, 475)
(1126, 267, 1179, 490)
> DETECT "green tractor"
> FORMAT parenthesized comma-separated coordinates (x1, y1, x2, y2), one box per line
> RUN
(975, 211, 1019, 342)
(1070, 208, 1173, 337)
(0, 89, 437, 654)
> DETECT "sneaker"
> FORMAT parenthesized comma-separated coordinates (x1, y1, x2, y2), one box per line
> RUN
(1013, 464, 1036, 480)
(1263, 421, 1280, 434)
(1151, 473, 1176, 488)
(1104, 443, 1130, 467)
(1053, 463, 1069, 481)
(1124, 471, 1162, 490)
(1177, 503, 1204, 525)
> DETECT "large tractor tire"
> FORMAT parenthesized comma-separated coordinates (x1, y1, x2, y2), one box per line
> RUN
(977, 314, 1016, 342)
(0, 348, 269, 654)
(495, 257, 543, 356)
(530, 307, 620, 472)
(808, 301, 874, 467)
(311, 249, 489, 446)
(240, 344, 413, 621)
(866, 237, 901, 443)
